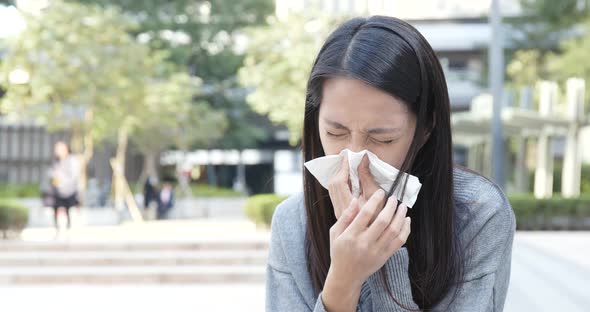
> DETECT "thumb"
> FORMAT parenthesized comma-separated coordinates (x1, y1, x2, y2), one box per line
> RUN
(331, 197, 359, 237)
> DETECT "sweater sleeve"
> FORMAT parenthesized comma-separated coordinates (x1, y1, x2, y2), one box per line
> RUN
(365, 182, 516, 312)
(266, 264, 329, 312)
(265, 197, 328, 312)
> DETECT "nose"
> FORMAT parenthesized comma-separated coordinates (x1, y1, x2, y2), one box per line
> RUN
(348, 134, 367, 153)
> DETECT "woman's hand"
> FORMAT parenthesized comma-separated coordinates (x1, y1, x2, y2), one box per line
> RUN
(328, 153, 384, 219)
(327, 152, 353, 219)
(357, 153, 385, 220)
(322, 191, 411, 311)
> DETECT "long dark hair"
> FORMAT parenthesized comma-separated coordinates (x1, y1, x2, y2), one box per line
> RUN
(302, 16, 463, 309)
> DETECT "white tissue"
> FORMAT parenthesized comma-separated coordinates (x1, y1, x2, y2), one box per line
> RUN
(304, 149, 422, 208)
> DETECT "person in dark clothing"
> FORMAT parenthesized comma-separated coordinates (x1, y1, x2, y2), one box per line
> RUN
(157, 179, 175, 220)
(143, 175, 159, 210)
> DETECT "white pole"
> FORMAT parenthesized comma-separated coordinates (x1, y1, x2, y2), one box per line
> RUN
(490, 0, 506, 189)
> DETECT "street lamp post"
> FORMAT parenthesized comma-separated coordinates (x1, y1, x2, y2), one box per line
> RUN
(489, 0, 506, 189)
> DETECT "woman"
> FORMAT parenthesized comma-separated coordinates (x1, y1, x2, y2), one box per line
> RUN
(266, 16, 516, 311)
(49, 141, 79, 230)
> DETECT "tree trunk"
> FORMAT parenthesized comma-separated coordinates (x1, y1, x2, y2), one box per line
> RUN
(80, 110, 94, 193)
(69, 110, 94, 206)
(137, 151, 158, 193)
(113, 124, 130, 212)
(176, 150, 193, 198)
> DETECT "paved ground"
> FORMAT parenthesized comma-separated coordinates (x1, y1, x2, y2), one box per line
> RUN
(1, 226, 588, 311)
(0, 284, 266, 312)
(504, 232, 590, 312)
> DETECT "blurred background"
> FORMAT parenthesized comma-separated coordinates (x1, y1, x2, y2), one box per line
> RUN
(0, 0, 588, 311)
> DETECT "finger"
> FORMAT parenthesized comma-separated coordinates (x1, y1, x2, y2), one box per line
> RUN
(345, 189, 386, 235)
(385, 217, 411, 254)
(377, 202, 408, 245)
(330, 197, 360, 238)
(337, 152, 349, 180)
(365, 196, 398, 241)
(328, 153, 352, 219)
(358, 154, 383, 211)
(328, 153, 349, 189)
(358, 154, 380, 194)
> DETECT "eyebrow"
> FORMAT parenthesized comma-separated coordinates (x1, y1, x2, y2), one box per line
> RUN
(323, 118, 401, 134)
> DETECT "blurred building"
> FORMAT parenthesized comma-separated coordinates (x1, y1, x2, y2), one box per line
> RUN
(271, 0, 590, 197)
(276, 0, 522, 111)
(1, 1, 588, 199)
(268, 0, 524, 195)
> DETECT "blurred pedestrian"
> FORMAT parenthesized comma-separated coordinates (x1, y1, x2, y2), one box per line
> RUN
(143, 175, 159, 210)
(157, 178, 175, 220)
(49, 141, 79, 230)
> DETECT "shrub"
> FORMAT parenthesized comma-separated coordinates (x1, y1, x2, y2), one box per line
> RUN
(244, 194, 287, 227)
(508, 194, 590, 230)
(0, 184, 40, 198)
(191, 184, 244, 198)
(0, 199, 29, 239)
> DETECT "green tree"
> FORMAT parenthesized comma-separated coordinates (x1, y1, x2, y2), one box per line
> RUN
(0, 0, 147, 192)
(511, 0, 590, 49)
(506, 1, 590, 103)
(71, 0, 274, 149)
(239, 15, 342, 144)
(507, 50, 543, 88)
(0, 1, 228, 209)
(545, 23, 590, 106)
(133, 73, 228, 193)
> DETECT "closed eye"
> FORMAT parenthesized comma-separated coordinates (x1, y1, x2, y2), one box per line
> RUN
(327, 132, 347, 137)
(372, 138, 396, 144)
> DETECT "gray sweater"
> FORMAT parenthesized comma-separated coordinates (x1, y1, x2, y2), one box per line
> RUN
(266, 167, 516, 311)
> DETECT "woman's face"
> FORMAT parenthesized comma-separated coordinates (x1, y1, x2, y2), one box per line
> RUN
(318, 77, 416, 168)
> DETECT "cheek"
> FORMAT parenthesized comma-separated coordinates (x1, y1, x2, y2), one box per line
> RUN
(373, 138, 414, 169)
(373, 147, 404, 168)
(319, 132, 345, 156)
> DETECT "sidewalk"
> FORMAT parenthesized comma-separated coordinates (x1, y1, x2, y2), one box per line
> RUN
(4, 222, 589, 311)
(505, 231, 590, 312)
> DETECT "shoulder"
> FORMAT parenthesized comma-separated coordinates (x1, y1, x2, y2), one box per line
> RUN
(453, 166, 515, 234)
(452, 166, 516, 275)
(271, 191, 306, 233)
(268, 192, 307, 270)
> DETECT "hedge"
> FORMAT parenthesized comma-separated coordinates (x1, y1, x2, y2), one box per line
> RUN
(0, 199, 29, 239)
(0, 184, 40, 198)
(244, 194, 287, 227)
(244, 192, 590, 230)
(191, 184, 244, 198)
(508, 194, 590, 230)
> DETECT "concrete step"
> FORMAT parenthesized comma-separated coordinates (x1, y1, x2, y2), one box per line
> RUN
(0, 240, 269, 252)
(0, 265, 266, 284)
(3, 221, 271, 284)
(0, 250, 268, 266)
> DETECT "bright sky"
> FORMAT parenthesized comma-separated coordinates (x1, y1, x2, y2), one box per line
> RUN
(0, 5, 26, 39)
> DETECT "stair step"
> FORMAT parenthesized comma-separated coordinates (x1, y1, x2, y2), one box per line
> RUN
(0, 250, 268, 266)
(0, 265, 266, 284)
(0, 241, 269, 252)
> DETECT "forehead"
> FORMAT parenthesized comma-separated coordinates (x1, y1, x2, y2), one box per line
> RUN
(319, 77, 409, 124)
